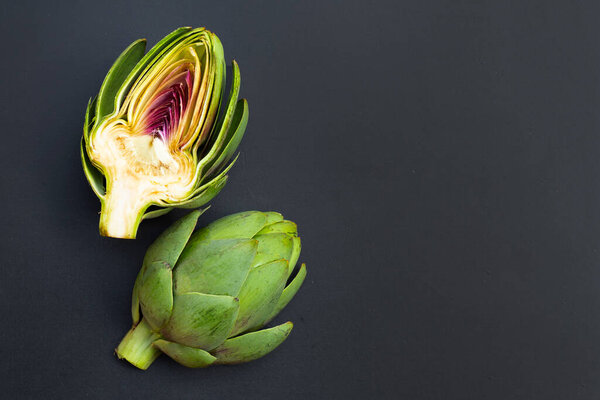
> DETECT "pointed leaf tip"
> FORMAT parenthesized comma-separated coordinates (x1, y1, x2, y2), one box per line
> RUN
(161, 292, 239, 350)
(229, 259, 288, 336)
(144, 209, 206, 267)
(174, 238, 257, 296)
(212, 321, 293, 364)
(264, 263, 307, 325)
(96, 38, 147, 121)
(153, 340, 216, 368)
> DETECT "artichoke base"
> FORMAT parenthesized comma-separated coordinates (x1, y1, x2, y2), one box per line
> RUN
(116, 318, 162, 370)
(99, 175, 154, 239)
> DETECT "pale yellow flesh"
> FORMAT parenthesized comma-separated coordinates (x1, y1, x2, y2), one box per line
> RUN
(90, 123, 196, 238)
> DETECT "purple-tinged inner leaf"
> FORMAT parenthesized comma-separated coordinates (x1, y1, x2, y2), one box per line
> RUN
(142, 67, 193, 143)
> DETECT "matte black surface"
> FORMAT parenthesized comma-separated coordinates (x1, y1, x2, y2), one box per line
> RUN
(2, 1, 600, 398)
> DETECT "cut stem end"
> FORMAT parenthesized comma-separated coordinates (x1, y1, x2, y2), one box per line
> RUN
(116, 318, 162, 370)
(99, 179, 151, 239)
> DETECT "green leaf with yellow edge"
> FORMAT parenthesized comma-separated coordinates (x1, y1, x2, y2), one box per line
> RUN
(80, 137, 105, 199)
(205, 98, 249, 177)
(175, 175, 228, 209)
(197, 60, 241, 175)
(116, 27, 193, 108)
(96, 39, 146, 121)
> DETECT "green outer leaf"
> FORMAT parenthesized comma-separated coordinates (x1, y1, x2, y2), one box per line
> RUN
(206, 98, 249, 177)
(142, 207, 173, 220)
(143, 209, 204, 268)
(174, 239, 257, 296)
(131, 268, 143, 324)
(96, 39, 146, 121)
(263, 212, 284, 225)
(182, 154, 237, 202)
(153, 339, 216, 368)
(229, 259, 288, 337)
(175, 175, 228, 209)
(162, 292, 239, 350)
(191, 211, 267, 242)
(288, 237, 301, 277)
(139, 261, 174, 330)
(212, 322, 293, 365)
(83, 96, 96, 142)
(264, 263, 307, 325)
(251, 233, 295, 268)
(257, 220, 298, 236)
(80, 137, 105, 198)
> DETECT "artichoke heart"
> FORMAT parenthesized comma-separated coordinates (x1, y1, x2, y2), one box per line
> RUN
(116, 210, 307, 370)
(81, 27, 248, 238)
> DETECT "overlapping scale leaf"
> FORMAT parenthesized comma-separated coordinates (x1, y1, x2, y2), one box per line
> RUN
(191, 211, 268, 242)
(153, 340, 216, 368)
(263, 263, 307, 325)
(251, 233, 295, 268)
(195, 60, 242, 175)
(204, 99, 249, 178)
(174, 175, 228, 209)
(257, 220, 298, 235)
(138, 261, 173, 330)
(229, 259, 288, 337)
(143, 209, 203, 267)
(131, 210, 202, 324)
(212, 322, 293, 364)
(161, 292, 239, 350)
(115, 27, 195, 114)
(263, 212, 284, 225)
(287, 237, 302, 277)
(173, 238, 257, 296)
(95, 38, 147, 121)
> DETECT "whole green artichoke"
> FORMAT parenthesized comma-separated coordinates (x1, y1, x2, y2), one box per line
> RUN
(116, 210, 307, 369)
(81, 27, 248, 239)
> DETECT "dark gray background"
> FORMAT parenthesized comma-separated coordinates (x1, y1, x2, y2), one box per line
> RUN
(2, 0, 600, 399)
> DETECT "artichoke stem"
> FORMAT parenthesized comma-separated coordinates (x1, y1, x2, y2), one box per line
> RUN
(116, 318, 162, 370)
(99, 176, 150, 239)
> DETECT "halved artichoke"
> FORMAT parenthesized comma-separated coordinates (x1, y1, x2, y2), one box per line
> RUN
(116, 210, 307, 370)
(81, 27, 248, 238)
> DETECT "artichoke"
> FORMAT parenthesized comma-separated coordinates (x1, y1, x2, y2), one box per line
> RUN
(81, 27, 248, 238)
(116, 210, 307, 370)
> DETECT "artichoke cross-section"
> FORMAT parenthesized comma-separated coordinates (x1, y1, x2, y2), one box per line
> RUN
(81, 27, 249, 238)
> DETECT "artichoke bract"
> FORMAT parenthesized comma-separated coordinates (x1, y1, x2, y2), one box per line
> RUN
(81, 27, 248, 238)
(116, 210, 307, 370)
